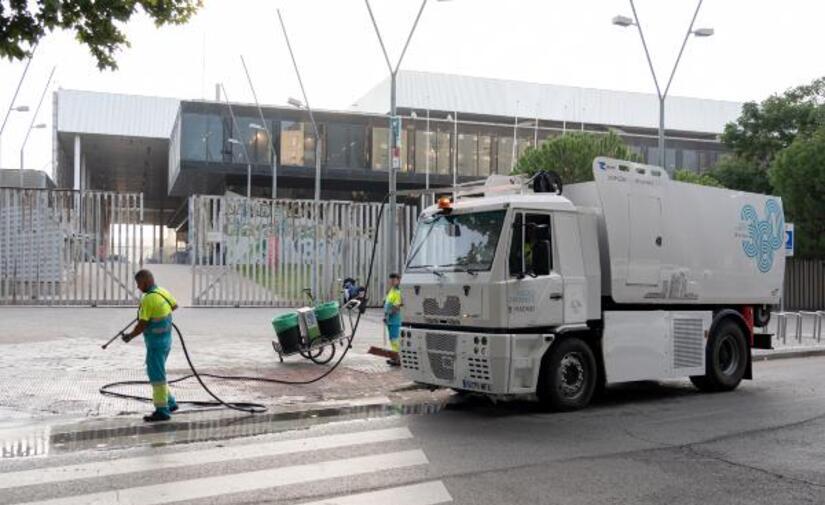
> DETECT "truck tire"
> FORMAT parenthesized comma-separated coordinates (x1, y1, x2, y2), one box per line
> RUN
(537, 337, 597, 411)
(690, 319, 748, 392)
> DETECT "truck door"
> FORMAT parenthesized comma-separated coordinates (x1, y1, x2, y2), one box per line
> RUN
(506, 212, 564, 328)
(626, 195, 663, 286)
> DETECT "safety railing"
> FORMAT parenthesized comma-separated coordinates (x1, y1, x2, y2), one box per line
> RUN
(774, 311, 825, 345)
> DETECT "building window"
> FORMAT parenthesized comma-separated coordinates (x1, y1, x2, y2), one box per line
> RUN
(436, 130, 451, 175)
(682, 149, 699, 171)
(235, 117, 272, 165)
(181, 112, 225, 162)
(371, 126, 409, 171)
(497, 136, 514, 174)
(457, 133, 478, 176)
(280, 121, 316, 167)
(326, 123, 366, 169)
(478, 135, 493, 176)
(414, 130, 436, 177)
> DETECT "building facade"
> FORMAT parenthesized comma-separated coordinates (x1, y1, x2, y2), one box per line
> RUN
(53, 71, 743, 227)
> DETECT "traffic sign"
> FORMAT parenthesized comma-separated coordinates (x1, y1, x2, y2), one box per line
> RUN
(785, 223, 794, 257)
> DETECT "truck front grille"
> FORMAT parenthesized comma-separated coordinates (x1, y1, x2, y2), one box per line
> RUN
(423, 296, 461, 317)
(425, 332, 457, 381)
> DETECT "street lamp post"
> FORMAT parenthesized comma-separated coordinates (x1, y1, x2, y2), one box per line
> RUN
(364, 0, 432, 274)
(240, 54, 279, 200)
(278, 8, 323, 299)
(613, 0, 713, 170)
(1, 45, 36, 170)
(220, 84, 252, 199)
(19, 65, 55, 188)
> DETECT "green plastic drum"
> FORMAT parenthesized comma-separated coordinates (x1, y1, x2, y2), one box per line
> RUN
(272, 312, 301, 353)
(314, 301, 343, 339)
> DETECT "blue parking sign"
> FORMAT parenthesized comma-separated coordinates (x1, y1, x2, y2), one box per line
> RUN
(785, 223, 794, 257)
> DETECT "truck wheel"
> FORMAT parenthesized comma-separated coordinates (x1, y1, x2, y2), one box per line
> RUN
(690, 319, 748, 392)
(537, 337, 597, 411)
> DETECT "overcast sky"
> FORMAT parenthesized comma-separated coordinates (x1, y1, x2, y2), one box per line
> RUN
(1, 0, 823, 176)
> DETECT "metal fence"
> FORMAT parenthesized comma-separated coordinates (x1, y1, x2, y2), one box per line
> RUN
(0, 188, 144, 305)
(784, 258, 825, 311)
(189, 195, 417, 307)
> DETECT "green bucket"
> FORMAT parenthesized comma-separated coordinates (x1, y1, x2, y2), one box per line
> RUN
(272, 312, 301, 353)
(314, 301, 340, 322)
(314, 301, 343, 339)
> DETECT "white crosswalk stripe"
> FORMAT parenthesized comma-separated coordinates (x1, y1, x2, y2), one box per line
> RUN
(0, 427, 413, 489)
(297, 481, 452, 505)
(2, 426, 453, 505)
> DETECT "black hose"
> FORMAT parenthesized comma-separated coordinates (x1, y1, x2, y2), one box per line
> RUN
(99, 194, 390, 414)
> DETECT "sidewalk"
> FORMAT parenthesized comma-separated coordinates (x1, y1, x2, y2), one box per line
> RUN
(0, 306, 407, 424)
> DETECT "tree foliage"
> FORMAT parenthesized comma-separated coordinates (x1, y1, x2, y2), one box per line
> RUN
(721, 77, 825, 169)
(769, 127, 825, 258)
(708, 155, 772, 194)
(1, 0, 202, 69)
(512, 132, 642, 183)
(673, 169, 724, 188)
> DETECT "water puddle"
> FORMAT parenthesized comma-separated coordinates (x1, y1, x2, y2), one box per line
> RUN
(0, 395, 451, 459)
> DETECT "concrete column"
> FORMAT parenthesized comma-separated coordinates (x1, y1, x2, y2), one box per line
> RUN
(73, 135, 81, 191)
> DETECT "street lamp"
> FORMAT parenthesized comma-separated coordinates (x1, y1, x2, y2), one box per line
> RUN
(240, 54, 279, 200)
(364, 0, 452, 272)
(0, 105, 29, 169)
(19, 65, 55, 187)
(613, 0, 713, 171)
(220, 83, 253, 199)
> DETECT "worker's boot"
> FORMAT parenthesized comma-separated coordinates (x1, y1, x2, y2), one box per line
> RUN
(143, 408, 171, 422)
(168, 393, 179, 413)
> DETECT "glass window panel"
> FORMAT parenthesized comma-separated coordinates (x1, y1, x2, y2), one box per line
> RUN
(646, 146, 658, 165)
(436, 130, 451, 175)
(457, 133, 478, 176)
(666, 148, 677, 171)
(497, 136, 514, 174)
(236, 117, 272, 165)
(517, 137, 531, 160)
(326, 123, 366, 169)
(682, 149, 699, 171)
(371, 127, 389, 170)
(281, 121, 305, 166)
(415, 130, 436, 178)
(181, 113, 224, 162)
(478, 135, 492, 176)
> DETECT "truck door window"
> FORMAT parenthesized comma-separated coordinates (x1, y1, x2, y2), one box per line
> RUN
(509, 213, 552, 277)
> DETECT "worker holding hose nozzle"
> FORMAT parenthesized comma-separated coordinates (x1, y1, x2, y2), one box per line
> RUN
(121, 269, 180, 422)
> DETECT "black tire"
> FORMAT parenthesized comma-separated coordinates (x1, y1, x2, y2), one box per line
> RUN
(537, 337, 597, 411)
(690, 319, 748, 392)
(307, 343, 336, 365)
(754, 305, 771, 327)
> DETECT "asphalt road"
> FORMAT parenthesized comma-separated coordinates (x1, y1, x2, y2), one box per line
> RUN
(2, 356, 825, 505)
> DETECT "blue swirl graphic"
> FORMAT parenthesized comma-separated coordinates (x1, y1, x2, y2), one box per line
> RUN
(741, 199, 784, 273)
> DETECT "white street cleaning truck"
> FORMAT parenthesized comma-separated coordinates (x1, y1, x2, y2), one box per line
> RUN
(399, 157, 785, 410)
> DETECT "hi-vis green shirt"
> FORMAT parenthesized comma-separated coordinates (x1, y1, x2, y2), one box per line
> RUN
(384, 287, 402, 326)
(138, 286, 177, 322)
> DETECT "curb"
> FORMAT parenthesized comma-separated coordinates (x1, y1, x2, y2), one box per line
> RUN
(754, 347, 825, 361)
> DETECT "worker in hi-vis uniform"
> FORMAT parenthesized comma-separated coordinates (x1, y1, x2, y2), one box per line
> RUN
(384, 273, 403, 366)
(122, 269, 179, 422)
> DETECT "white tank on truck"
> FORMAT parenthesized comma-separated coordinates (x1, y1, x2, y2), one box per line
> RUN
(399, 157, 785, 410)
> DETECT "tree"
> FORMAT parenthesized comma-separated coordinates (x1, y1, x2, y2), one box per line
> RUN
(673, 169, 724, 188)
(1, 0, 202, 69)
(513, 132, 642, 183)
(709, 155, 773, 194)
(769, 127, 825, 258)
(721, 77, 825, 169)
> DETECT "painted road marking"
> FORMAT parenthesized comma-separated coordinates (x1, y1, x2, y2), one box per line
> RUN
(11, 449, 429, 505)
(299, 481, 452, 505)
(0, 427, 413, 489)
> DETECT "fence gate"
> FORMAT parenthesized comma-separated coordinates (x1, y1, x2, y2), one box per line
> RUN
(0, 188, 144, 305)
(189, 196, 417, 307)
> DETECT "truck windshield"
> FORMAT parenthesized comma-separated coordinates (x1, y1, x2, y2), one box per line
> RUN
(405, 210, 506, 273)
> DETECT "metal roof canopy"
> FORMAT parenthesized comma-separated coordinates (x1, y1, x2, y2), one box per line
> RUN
(351, 70, 743, 135)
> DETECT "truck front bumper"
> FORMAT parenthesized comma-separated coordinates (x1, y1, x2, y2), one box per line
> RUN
(399, 327, 551, 395)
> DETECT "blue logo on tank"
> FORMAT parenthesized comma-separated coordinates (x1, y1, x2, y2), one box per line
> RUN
(740, 199, 784, 273)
